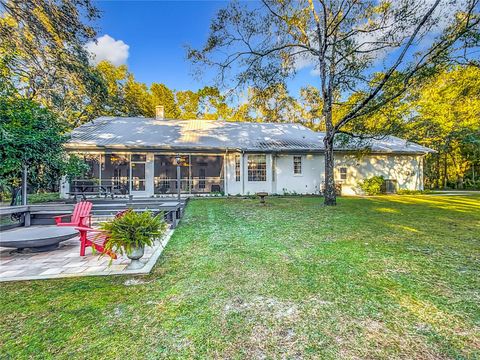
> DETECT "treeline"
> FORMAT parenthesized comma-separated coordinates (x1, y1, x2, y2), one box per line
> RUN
(346, 66, 480, 190)
(28, 59, 326, 129)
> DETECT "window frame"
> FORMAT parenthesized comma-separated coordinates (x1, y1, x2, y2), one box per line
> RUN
(235, 154, 241, 182)
(247, 154, 267, 182)
(339, 167, 347, 181)
(293, 155, 302, 175)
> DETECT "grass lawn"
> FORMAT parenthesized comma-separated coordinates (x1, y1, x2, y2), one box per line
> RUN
(1, 194, 479, 359)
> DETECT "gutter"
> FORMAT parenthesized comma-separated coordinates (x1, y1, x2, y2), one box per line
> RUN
(64, 143, 434, 156)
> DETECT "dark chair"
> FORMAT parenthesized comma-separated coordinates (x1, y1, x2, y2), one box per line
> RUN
(211, 184, 221, 193)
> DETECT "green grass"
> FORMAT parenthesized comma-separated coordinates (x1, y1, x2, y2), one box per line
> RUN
(1, 194, 479, 359)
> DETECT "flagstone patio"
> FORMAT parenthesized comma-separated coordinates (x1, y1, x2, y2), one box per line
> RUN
(0, 229, 173, 282)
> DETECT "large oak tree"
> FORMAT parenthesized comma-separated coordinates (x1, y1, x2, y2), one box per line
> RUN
(0, 0, 106, 126)
(188, 0, 479, 205)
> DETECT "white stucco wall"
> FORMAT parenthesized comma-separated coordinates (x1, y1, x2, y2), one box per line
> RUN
(225, 152, 323, 195)
(63, 150, 425, 199)
(334, 153, 424, 195)
(243, 153, 274, 194)
(274, 154, 323, 194)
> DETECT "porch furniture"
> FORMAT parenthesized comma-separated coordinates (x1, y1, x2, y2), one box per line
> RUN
(75, 226, 117, 259)
(211, 184, 221, 193)
(256, 192, 268, 205)
(0, 225, 78, 252)
(54, 201, 92, 227)
(75, 210, 127, 259)
(68, 184, 115, 200)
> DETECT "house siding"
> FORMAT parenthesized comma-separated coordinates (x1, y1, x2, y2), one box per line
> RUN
(61, 150, 426, 198)
(274, 154, 323, 195)
(334, 153, 424, 195)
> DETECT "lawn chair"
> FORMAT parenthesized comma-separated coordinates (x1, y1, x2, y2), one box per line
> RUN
(75, 210, 130, 259)
(54, 201, 92, 227)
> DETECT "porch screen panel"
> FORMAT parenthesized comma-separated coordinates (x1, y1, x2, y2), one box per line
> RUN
(102, 154, 130, 194)
(83, 154, 101, 180)
(154, 155, 189, 194)
(191, 155, 224, 193)
(70, 154, 102, 193)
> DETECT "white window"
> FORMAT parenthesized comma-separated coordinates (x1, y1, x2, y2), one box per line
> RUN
(339, 167, 347, 180)
(293, 156, 302, 175)
(248, 155, 266, 181)
(235, 154, 241, 182)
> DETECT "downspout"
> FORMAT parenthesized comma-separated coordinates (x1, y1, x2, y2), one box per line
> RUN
(22, 164, 28, 205)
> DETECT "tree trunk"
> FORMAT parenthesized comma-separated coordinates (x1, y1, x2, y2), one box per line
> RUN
(323, 132, 336, 206)
(9, 186, 21, 206)
(443, 153, 448, 189)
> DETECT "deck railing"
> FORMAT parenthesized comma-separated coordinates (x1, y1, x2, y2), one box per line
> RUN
(154, 177, 224, 194)
(70, 177, 225, 196)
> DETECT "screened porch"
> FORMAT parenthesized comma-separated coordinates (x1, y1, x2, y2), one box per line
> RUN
(69, 153, 225, 197)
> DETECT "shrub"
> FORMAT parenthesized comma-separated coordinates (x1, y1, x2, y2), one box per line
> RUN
(28, 192, 60, 203)
(359, 176, 385, 195)
(397, 189, 433, 195)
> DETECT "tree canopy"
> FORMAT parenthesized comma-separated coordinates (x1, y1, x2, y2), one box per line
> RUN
(188, 0, 480, 204)
(0, 0, 478, 199)
(0, 0, 106, 126)
(0, 93, 87, 201)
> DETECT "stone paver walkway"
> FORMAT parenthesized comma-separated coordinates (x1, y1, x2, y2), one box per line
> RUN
(0, 230, 173, 282)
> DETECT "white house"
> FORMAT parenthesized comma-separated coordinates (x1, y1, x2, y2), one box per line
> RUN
(61, 113, 433, 198)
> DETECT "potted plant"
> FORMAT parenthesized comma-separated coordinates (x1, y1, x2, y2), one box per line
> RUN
(100, 210, 168, 270)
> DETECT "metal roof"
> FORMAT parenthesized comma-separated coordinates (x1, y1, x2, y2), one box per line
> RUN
(67, 116, 434, 154)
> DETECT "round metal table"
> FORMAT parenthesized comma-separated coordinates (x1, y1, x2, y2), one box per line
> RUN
(0, 225, 78, 252)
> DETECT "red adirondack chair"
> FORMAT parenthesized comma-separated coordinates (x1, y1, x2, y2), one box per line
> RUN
(54, 201, 92, 227)
(75, 210, 129, 259)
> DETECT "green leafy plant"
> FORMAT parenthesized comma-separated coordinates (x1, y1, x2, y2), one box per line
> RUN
(28, 192, 60, 204)
(101, 210, 168, 256)
(397, 189, 433, 195)
(359, 176, 385, 196)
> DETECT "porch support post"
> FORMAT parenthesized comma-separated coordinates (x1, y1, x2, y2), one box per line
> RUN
(223, 151, 228, 195)
(241, 152, 245, 195)
(176, 154, 181, 201)
(22, 164, 28, 206)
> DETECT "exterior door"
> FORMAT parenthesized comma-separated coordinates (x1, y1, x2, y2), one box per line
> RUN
(130, 154, 148, 196)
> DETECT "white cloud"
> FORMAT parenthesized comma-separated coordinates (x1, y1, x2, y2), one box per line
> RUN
(85, 34, 129, 66)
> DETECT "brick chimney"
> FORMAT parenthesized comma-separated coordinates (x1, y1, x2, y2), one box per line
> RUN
(155, 105, 165, 120)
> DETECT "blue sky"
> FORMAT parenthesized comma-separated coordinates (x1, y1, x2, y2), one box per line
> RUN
(91, 1, 315, 96)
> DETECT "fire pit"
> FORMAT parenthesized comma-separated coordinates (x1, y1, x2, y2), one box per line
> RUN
(1, 225, 78, 252)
